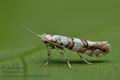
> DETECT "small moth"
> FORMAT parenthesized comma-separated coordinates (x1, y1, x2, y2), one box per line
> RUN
(24, 26, 111, 68)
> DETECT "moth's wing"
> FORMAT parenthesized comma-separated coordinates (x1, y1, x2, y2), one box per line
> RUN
(46, 41, 64, 49)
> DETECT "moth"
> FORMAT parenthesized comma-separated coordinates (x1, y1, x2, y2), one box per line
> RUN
(24, 26, 111, 68)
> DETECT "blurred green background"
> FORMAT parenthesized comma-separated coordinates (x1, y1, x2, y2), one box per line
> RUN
(0, 0, 120, 80)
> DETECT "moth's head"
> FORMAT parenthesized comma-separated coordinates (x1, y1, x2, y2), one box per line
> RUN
(41, 33, 53, 43)
(95, 41, 111, 54)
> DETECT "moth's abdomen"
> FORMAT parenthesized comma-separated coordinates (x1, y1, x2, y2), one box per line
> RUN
(79, 41, 111, 57)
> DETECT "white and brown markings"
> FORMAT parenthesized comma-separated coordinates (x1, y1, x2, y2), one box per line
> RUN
(42, 34, 110, 56)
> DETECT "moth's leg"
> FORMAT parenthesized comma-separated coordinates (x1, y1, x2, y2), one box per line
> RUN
(60, 50, 72, 69)
(45, 45, 52, 65)
(78, 53, 92, 64)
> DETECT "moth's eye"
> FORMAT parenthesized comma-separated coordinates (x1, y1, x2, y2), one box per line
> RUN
(44, 40, 47, 43)
(102, 49, 106, 52)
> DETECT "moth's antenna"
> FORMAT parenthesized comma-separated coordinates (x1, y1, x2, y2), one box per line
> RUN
(22, 24, 42, 38)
